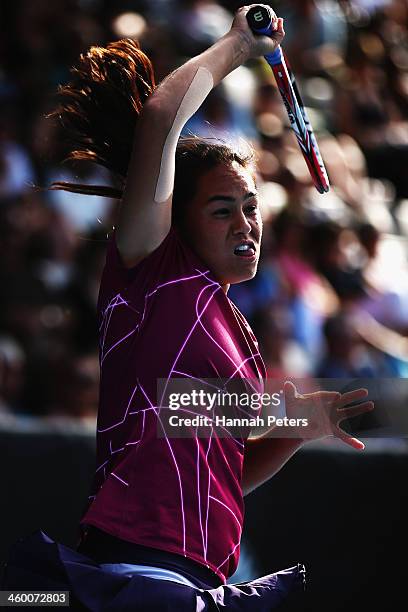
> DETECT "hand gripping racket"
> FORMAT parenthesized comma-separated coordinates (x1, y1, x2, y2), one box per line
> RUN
(247, 5, 330, 194)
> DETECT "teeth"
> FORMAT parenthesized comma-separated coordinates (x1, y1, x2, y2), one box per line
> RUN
(236, 245, 250, 251)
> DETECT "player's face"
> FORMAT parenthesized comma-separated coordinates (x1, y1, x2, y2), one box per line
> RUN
(182, 162, 262, 292)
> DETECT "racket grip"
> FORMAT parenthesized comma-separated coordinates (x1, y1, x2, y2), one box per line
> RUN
(246, 5, 282, 64)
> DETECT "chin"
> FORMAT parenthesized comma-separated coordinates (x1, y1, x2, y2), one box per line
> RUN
(229, 267, 258, 285)
(212, 258, 259, 286)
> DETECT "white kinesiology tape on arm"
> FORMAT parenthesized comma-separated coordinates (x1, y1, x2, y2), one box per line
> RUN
(154, 66, 214, 204)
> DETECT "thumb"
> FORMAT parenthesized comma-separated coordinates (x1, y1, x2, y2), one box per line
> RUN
(284, 380, 297, 401)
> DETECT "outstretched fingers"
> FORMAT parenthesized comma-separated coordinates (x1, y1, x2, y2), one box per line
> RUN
(337, 400, 374, 421)
(335, 427, 366, 451)
(333, 388, 369, 409)
(334, 392, 374, 450)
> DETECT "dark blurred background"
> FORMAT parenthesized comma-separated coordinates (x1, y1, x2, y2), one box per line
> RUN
(0, 0, 407, 610)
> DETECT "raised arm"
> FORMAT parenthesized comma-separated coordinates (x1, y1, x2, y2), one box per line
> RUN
(116, 5, 284, 267)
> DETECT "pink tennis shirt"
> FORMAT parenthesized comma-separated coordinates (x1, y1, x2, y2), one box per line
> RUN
(80, 227, 266, 583)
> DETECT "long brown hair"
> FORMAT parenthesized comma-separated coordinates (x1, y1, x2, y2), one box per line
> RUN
(48, 38, 155, 198)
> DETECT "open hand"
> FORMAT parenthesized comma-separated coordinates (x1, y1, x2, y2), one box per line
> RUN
(284, 381, 374, 450)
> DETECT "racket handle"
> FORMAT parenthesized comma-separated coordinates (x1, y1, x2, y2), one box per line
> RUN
(246, 5, 282, 65)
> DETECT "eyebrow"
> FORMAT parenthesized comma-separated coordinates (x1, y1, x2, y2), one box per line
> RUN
(206, 191, 258, 205)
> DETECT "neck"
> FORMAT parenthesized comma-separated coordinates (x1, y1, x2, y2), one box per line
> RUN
(222, 284, 230, 294)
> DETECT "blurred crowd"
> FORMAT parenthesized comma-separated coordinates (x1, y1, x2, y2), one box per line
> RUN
(1, 0, 408, 422)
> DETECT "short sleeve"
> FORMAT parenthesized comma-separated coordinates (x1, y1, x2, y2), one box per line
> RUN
(97, 227, 209, 321)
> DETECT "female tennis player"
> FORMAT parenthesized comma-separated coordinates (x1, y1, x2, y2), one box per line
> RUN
(2, 5, 373, 610)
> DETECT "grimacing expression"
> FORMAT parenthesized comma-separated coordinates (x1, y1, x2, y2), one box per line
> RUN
(181, 162, 262, 291)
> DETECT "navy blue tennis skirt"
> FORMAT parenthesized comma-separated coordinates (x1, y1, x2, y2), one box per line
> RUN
(1, 530, 306, 611)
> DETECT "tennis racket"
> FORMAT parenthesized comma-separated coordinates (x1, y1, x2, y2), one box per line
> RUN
(247, 5, 330, 194)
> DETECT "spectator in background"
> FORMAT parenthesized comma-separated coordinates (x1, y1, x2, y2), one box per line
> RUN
(317, 312, 380, 377)
(279, 0, 348, 74)
(271, 210, 338, 364)
(309, 221, 367, 301)
(251, 306, 289, 378)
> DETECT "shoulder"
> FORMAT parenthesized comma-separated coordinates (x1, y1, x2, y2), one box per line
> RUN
(98, 226, 214, 309)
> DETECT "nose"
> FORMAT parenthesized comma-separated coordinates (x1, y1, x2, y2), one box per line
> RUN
(232, 210, 252, 235)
